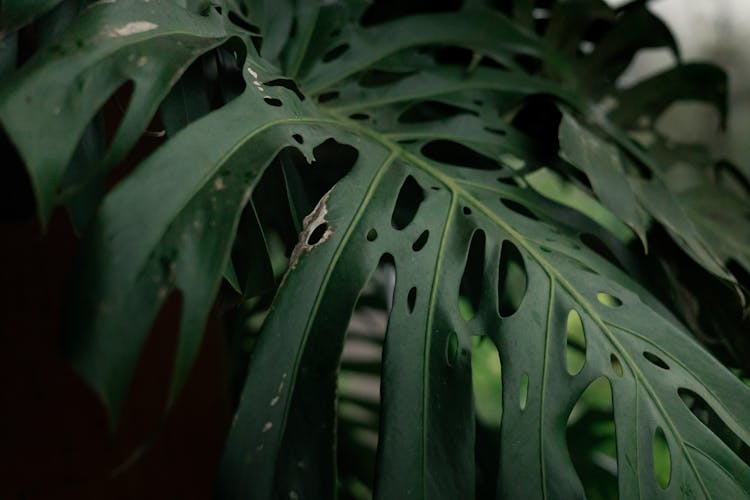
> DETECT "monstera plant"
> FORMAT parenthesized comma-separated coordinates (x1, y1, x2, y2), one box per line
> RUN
(1, 0, 749, 498)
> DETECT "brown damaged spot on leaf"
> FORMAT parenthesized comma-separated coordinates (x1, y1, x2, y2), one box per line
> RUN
(289, 190, 334, 269)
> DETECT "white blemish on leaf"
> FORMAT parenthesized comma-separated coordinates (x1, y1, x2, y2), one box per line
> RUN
(270, 396, 280, 406)
(262, 422, 273, 432)
(137, 56, 148, 67)
(107, 21, 158, 37)
(288, 190, 334, 269)
(247, 67, 258, 78)
(214, 177, 226, 190)
(289, 491, 299, 500)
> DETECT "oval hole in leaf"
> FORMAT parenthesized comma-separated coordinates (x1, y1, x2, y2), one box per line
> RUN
(412, 230, 429, 252)
(318, 91, 340, 103)
(463, 206, 472, 215)
(391, 175, 424, 230)
(398, 100, 475, 124)
(566, 377, 618, 499)
(307, 223, 328, 245)
(643, 351, 669, 370)
(566, 310, 586, 375)
(459, 230, 486, 321)
(292, 134, 304, 144)
(407, 287, 417, 313)
(500, 198, 539, 221)
(445, 332, 459, 366)
(263, 96, 282, 107)
(653, 427, 672, 489)
(519, 373, 529, 410)
(596, 292, 622, 308)
(472, 336, 502, 427)
(421, 140, 500, 170)
(472, 336, 502, 498)
(264, 78, 305, 100)
(581, 233, 621, 268)
(350, 113, 370, 121)
(610, 354, 624, 377)
(677, 388, 750, 468)
(323, 44, 350, 62)
(366, 229, 377, 242)
(337, 255, 394, 495)
(497, 241, 527, 318)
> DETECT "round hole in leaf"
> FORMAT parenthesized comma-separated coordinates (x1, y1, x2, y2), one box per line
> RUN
(597, 292, 622, 307)
(463, 206, 472, 215)
(292, 134, 304, 144)
(366, 229, 377, 242)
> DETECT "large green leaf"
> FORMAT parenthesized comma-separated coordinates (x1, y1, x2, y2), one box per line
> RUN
(1, 0, 749, 498)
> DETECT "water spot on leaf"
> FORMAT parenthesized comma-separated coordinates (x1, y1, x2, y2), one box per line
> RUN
(519, 373, 529, 410)
(497, 241, 527, 317)
(459, 230, 486, 321)
(653, 427, 671, 489)
(391, 175, 424, 230)
(644, 351, 669, 370)
(566, 310, 586, 375)
(412, 230, 429, 251)
(106, 21, 158, 37)
(596, 292, 622, 308)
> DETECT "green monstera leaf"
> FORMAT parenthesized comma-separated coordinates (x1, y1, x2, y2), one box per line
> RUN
(1, 0, 749, 498)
